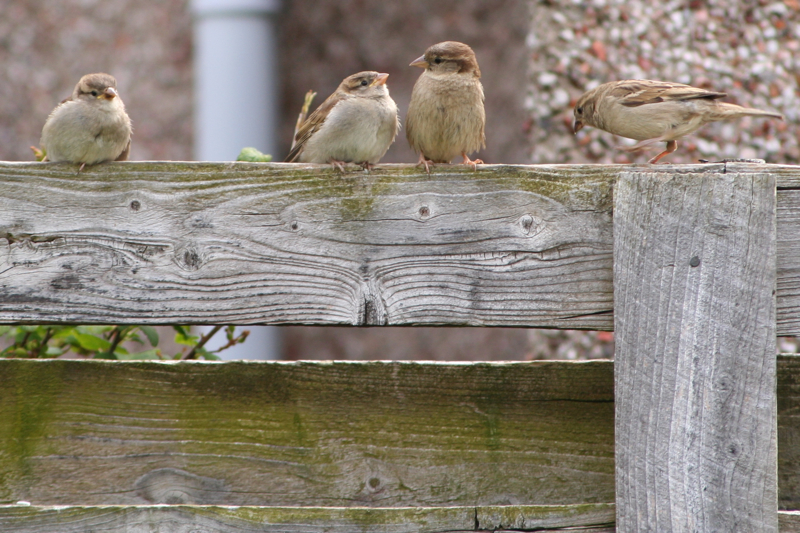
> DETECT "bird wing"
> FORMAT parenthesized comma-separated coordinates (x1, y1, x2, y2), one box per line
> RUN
(285, 93, 342, 162)
(611, 80, 727, 107)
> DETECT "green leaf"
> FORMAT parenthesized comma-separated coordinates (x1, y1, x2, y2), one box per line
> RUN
(116, 348, 161, 360)
(174, 331, 199, 346)
(44, 346, 64, 357)
(236, 147, 272, 162)
(72, 332, 111, 352)
(140, 326, 159, 347)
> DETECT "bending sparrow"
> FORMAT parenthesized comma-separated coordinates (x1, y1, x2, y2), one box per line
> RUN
(39, 73, 132, 170)
(406, 41, 485, 173)
(286, 71, 399, 171)
(572, 79, 783, 164)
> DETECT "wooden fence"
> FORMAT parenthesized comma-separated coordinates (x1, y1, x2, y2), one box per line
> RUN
(0, 161, 799, 531)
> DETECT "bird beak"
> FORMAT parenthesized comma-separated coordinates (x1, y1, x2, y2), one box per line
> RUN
(572, 119, 583, 134)
(102, 87, 118, 100)
(371, 73, 389, 87)
(409, 54, 429, 69)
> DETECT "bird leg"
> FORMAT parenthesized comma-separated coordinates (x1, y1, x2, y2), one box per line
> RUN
(618, 137, 663, 152)
(461, 152, 484, 171)
(415, 153, 435, 174)
(329, 159, 347, 172)
(78, 163, 87, 173)
(648, 140, 678, 164)
(359, 161, 374, 173)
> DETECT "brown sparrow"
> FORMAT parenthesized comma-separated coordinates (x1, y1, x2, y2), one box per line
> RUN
(39, 73, 132, 170)
(405, 41, 486, 172)
(572, 79, 783, 164)
(286, 71, 399, 171)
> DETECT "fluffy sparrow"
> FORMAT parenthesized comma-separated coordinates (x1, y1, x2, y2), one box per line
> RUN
(39, 73, 132, 170)
(573, 79, 783, 163)
(405, 41, 485, 173)
(286, 71, 399, 171)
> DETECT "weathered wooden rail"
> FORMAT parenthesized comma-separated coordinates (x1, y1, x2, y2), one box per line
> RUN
(0, 161, 799, 531)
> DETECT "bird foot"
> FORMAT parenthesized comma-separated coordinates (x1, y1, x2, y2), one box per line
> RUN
(461, 153, 483, 170)
(415, 154, 435, 174)
(647, 140, 678, 164)
(359, 161, 374, 173)
(329, 159, 347, 172)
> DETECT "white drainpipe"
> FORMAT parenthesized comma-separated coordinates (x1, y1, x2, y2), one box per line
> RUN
(191, 0, 282, 360)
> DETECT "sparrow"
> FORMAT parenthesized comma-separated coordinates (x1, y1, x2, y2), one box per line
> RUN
(39, 73, 132, 171)
(405, 41, 486, 173)
(572, 79, 784, 164)
(285, 71, 399, 171)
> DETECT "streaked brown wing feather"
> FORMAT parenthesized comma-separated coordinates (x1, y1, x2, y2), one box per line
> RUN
(613, 81, 727, 107)
(285, 94, 342, 162)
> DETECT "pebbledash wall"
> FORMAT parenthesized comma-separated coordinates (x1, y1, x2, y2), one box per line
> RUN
(526, 0, 800, 164)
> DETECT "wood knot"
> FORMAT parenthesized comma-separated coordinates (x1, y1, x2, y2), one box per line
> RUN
(134, 468, 226, 504)
(519, 214, 543, 236)
(175, 245, 204, 271)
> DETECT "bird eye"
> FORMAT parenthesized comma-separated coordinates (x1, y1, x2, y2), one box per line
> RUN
(91, 90, 99, 96)
(361, 79, 368, 86)
(576, 106, 583, 115)
(434, 57, 442, 64)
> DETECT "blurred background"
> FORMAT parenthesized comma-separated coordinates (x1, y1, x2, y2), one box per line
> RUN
(1, 0, 798, 360)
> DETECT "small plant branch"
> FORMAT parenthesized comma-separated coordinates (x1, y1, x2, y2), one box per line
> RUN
(105, 326, 125, 359)
(215, 328, 250, 355)
(183, 325, 223, 360)
(34, 327, 55, 358)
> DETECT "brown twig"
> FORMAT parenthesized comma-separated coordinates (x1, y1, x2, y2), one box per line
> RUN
(34, 327, 55, 358)
(105, 326, 126, 358)
(182, 325, 223, 360)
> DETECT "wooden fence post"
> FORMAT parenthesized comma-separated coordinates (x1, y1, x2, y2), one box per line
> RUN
(614, 171, 778, 531)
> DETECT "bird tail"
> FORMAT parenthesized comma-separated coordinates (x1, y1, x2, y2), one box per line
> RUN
(716, 102, 784, 121)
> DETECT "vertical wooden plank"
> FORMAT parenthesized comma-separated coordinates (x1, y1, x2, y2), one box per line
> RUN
(614, 171, 777, 531)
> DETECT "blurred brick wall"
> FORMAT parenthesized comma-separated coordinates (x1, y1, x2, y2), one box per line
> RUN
(0, 0, 193, 162)
(277, 0, 531, 165)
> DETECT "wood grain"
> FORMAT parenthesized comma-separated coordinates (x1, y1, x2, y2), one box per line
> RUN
(4, 357, 800, 528)
(5, 504, 800, 532)
(0, 504, 615, 533)
(0, 359, 615, 507)
(0, 162, 616, 329)
(2, 162, 800, 332)
(614, 171, 778, 531)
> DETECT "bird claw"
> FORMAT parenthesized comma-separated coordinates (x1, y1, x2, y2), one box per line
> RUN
(329, 159, 347, 172)
(415, 154, 434, 174)
(461, 153, 483, 171)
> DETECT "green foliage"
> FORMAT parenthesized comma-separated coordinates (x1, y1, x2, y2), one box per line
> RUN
(236, 147, 273, 162)
(0, 325, 249, 360)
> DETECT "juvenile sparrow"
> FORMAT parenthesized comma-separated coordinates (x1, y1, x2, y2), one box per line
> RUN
(285, 71, 399, 171)
(39, 73, 132, 170)
(572, 79, 783, 164)
(405, 41, 486, 173)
